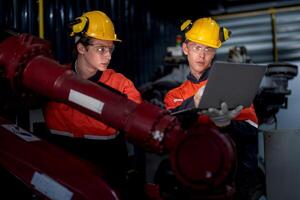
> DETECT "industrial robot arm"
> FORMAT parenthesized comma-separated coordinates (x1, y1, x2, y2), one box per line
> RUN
(0, 31, 237, 199)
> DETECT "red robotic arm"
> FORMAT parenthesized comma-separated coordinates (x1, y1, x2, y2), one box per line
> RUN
(0, 31, 236, 199)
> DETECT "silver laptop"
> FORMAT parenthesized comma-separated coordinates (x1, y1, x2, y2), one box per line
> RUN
(198, 61, 267, 110)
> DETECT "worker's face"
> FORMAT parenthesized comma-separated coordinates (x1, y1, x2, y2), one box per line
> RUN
(78, 39, 114, 71)
(182, 41, 216, 76)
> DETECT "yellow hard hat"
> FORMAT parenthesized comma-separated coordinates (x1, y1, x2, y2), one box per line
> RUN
(181, 17, 230, 48)
(70, 10, 121, 42)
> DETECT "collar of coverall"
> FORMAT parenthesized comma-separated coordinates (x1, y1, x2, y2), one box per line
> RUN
(71, 60, 103, 82)
(187, 67, 211, 84)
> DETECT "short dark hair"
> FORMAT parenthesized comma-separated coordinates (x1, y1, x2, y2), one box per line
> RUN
(72, 36, 93, 59)
(76, 36, 92, 47)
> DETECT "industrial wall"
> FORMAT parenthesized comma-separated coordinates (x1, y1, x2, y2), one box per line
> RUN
(216, 6, 300, 63)
(0, 0, 179, 85)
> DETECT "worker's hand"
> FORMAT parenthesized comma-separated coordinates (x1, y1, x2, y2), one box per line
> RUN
(201, 102, 243, 127)
(194, 86, 205, 108)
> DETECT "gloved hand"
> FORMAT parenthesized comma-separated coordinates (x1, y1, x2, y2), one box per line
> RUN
(201, 102, 243, 127)
(194, 86, 205, 108)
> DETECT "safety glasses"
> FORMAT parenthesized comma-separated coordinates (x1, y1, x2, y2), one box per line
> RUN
(88, 43, 115, 55)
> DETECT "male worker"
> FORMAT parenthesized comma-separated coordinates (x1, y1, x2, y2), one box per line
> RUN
(43, 10, 142, 199)
(164, 17, 260, 200)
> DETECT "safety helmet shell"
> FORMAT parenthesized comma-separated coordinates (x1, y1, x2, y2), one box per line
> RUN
(184, 17, 222, 48)
(71, 11, 121, 42)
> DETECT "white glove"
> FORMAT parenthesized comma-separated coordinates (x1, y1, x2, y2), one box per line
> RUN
(194, 86, 206, 108)
(201, 102, 243, 127)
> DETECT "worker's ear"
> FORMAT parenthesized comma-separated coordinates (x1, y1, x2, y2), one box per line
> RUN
(182, 42, 188, 55)
(77, 43, 86, 54)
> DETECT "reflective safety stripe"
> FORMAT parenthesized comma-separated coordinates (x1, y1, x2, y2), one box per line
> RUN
(245, 120, 258, 128)
(84, 132, 119, 140)
(50, 129, 74, 137)
(173, 98, 183, 102)
(49, 129, 119, 140)
(31, 172, 73, 200)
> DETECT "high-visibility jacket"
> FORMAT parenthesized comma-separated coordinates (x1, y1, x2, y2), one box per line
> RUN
(164, 69, 258, 128)
(164, 68, 259, 176)
(44, 65, 142, 140)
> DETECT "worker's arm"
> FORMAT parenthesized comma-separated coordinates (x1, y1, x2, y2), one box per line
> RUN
(165, 85, 205, 112)
(219, 120, 258, 141)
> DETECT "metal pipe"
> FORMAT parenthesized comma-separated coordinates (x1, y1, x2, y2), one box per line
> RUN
(13, 0, 18, 29)
(38, 0, 44, 38)
(270, 8, 278, 62)
(215, 5, 300, 20)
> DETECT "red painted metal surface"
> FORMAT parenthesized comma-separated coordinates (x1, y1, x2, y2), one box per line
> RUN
(0, 33, 52, 89)
(0, 117, 118, 200)
(169, 125, 236, 190)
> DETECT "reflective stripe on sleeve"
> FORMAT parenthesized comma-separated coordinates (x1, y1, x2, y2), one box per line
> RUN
(84, 131, 119, 140)
(49, 129, 119, 140)
(245, 120, 258, 128)
(49, 129, 74, 137)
